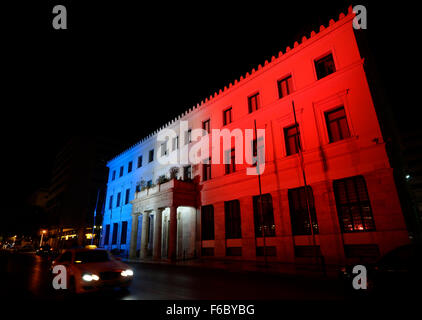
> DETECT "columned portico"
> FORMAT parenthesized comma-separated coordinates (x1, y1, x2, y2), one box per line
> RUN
(153, 208, 164, 259)
(129, 179, 198, 262)
(168, 205, 177, 261)
(129, 214, 139, 259)
(140, 212, 150, 259)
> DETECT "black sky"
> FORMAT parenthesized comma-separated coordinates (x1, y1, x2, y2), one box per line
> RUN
(1, 0, 419, 208)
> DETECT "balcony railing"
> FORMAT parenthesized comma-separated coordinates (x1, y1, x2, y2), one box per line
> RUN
(134, 178, 195, 200)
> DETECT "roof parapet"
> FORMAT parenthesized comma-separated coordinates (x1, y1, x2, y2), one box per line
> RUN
(108, 5, 354, 163)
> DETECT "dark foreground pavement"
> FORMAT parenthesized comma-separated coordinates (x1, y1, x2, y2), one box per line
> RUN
(0, 250, 347, 300)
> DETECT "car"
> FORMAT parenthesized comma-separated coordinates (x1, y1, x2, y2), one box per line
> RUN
(339, 244, 422, 298)
(51, 247, 134, 294)
(36, 245, 55, 256)
(109, 248, 125, 256)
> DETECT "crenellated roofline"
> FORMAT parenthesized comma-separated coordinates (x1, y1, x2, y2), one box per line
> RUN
(108, 5, 356, 165)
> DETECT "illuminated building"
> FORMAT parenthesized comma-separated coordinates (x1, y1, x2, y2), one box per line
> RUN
(101, 7, 410, 266)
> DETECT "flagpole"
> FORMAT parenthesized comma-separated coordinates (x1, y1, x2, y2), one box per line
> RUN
(91, 188, 100, 246)
(254, 120, 267, 267)
(292, 101, 326, 276)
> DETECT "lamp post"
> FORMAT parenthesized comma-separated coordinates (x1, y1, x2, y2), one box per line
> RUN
(254, 120, 268, 267)
(39, 230, 47, 247)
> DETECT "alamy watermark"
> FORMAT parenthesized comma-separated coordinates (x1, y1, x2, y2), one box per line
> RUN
(52, 265, 67, 290)
(52, 5, 67, 30)
(156, 121, 266, 176)
(353, 5, 367, 30)
(352, 265, 368, 290)
(51, 4, 367, 31)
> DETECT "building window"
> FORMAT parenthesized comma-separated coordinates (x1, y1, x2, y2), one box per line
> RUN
(253, 194, 276, 237)
(248, 92, 260, 113)
(125, 188, 130, 205)
(128, 161, 133, 173)
(225, 148, 236, 174)
(223, 107, 232, 125)
(104, 224, 110, 245)
(333, 176, 375, 233)
(325, 107, 350, 143)
(149, 149, 154, 163)
(277, 75, 293, 99)
(202, 119, 210, 135)
(108, 195, 113, 210)
(288, 186, 319, 235)
(284, 124, 301, 155)
(183, 165, 192, 180)
(135, 184, 141, 193)
(137, 156, 143, 168)
(119, 166, 124, 177)
(203, 158, 211, 181)
(315, 53, 336, 80)
(121, 221, 128, 245)
(201, 205, 215, 240)
(185, 129, 192, 144)
(147, 180, 152, 188)
(116, 192, 121, 208)
(172, 136, 179, 151)
(112, 170, 116, 181)
(161, 141, 168, 157)
(225, 200, 241, 239)
(111, 223, 118, 245)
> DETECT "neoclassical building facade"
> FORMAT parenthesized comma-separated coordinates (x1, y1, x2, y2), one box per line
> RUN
(101, 7, 410, 266)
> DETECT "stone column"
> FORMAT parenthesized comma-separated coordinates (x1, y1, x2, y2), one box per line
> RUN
(168, 205, 178, 261)
(153, 208, 163, 260)
(129, 214, 139, 259)
(140, 212, 150, 259)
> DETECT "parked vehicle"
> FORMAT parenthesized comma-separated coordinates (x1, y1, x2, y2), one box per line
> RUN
(339, 244, 422, 298)
(36, 245, 55, 256)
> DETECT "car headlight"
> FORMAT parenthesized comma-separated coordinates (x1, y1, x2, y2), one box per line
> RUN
(121, 269, 134, 277)
(82, 273, 100, 282)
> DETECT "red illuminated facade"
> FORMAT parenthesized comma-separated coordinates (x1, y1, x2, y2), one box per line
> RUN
(103, 6, 410, 267)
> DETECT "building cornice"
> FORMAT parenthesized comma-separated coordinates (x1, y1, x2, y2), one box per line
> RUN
(108, 6, 356, 165)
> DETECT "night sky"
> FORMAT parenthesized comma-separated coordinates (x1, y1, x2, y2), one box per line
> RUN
(1, 1, 419, 213)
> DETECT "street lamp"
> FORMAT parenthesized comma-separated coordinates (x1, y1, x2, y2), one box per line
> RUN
(39, 230, 47, 247)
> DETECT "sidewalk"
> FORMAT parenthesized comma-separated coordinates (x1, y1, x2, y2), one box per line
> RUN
(124, 257, 341, 280)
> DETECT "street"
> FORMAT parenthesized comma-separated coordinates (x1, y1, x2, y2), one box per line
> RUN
(0, 250, 348, 300)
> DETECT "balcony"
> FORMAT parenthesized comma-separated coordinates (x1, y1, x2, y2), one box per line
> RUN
(134, 178, 196, 201)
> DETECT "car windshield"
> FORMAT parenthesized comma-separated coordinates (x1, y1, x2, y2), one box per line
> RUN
(74, 250, 110, 264)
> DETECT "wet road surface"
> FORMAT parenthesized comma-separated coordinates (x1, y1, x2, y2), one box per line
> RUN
(0, 250, 346, 300)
